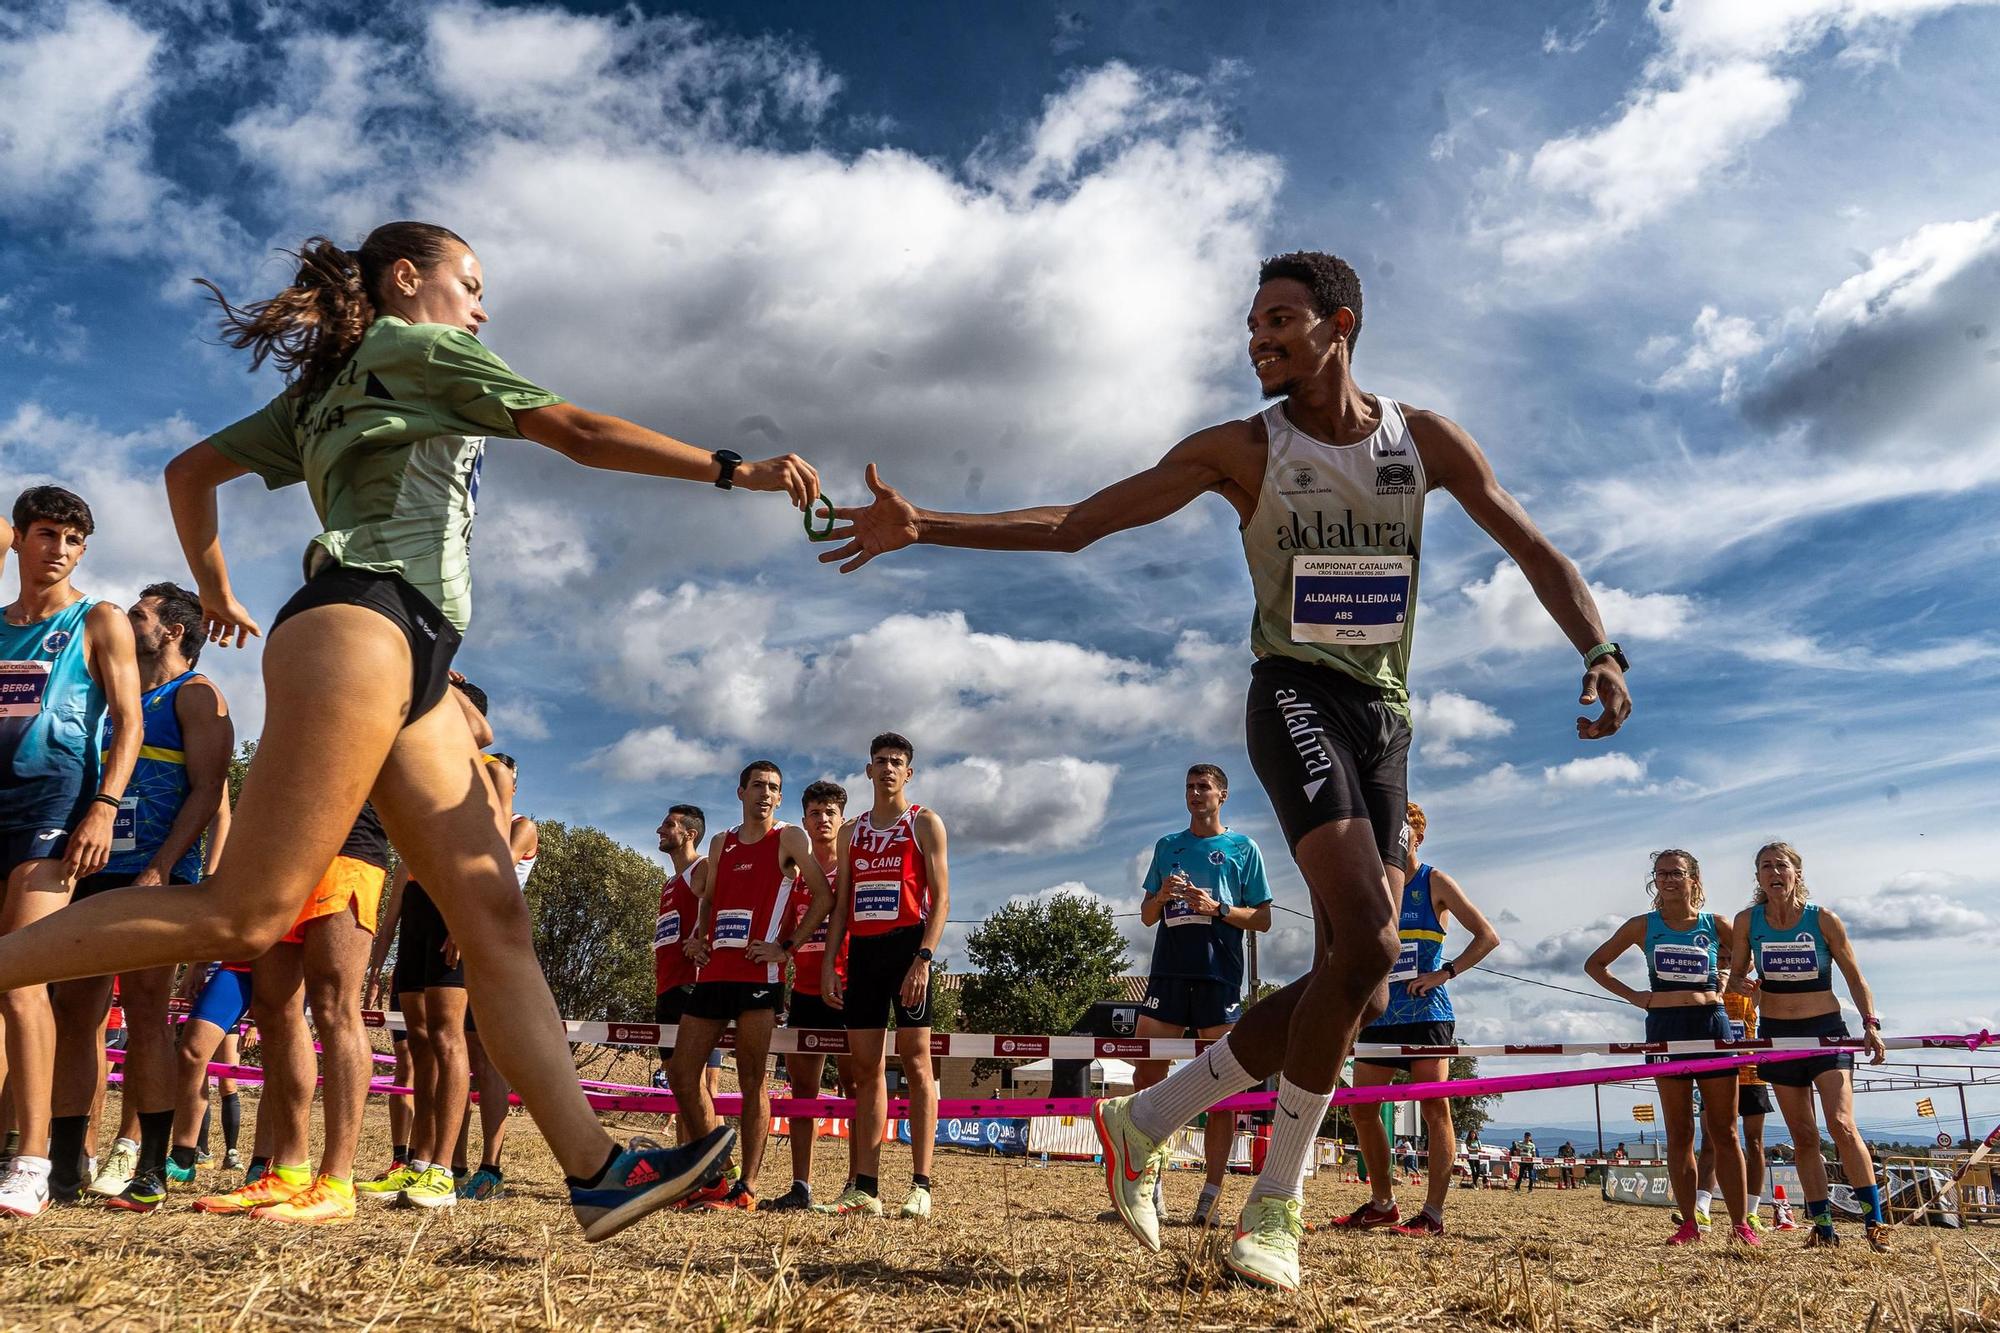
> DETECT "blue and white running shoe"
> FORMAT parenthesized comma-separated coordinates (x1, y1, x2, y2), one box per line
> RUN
(570, 1127, 736, 1243)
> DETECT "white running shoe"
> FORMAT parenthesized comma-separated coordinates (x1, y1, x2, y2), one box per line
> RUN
(89, 1140, 140, 1198)
(1092, 1094, 1171, 1252)
(1226, 1196, 1305, 1291)
(899, 1185, 932, 1220)
(0, 1159, 51, 1219)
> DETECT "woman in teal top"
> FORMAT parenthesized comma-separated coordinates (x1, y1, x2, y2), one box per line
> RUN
(1585, 849, 1753, 1247)
(1726, 841, 1891, 1252)
(0, 221, 817, 1241)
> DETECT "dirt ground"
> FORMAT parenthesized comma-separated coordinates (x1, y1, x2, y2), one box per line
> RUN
(2, 1086, 1994, 1331)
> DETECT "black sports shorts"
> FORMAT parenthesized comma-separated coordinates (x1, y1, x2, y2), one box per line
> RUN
(1738, 1082, 1776, 1117)
(1244, 657, 1412, 868)
(844, 925, 932, 1030)
(1141, 976, 1243, 1031)
(393, 881, 465, 993)
(785, 989, 844, 1033)
(1644, 1004, 1733, 1082)
(74, 870, 196, 900)
(1758, 1013, 1854, 1087)
(684, 980, 781, 1023)
(1353, 1019, 1457, 1074)
(272, 561, 461, 727)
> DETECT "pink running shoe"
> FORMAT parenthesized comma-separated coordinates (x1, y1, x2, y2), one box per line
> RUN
(1666, 1220, 1702, 1246)
(1733, 1222, 1761, 1247)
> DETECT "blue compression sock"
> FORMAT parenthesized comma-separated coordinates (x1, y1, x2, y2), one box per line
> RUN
(1852, 1183, 1883, 1225)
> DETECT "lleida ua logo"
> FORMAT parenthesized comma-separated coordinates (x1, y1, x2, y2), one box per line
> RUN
(1208, 849, 1226, 866)
(1375, 463, 1417, 495)
(40, 630, 73, 654)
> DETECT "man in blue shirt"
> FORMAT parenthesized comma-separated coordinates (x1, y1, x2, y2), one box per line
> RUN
(1136, 764, 1272, 1228)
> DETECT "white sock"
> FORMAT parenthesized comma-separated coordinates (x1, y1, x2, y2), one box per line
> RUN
(1129, 1037, 1257, 1141)
(1695, 1189, 1713, 1215)
(411, 1159, 432, 1173)
(114, 1136, 139, 1153)
(1746, 1193, 1760, 1217)
(1247, 1079, 1333, 1205)
(13, 1155, 51, 1181)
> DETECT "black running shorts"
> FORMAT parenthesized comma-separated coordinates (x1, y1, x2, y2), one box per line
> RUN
(684, 980, 781, 1022)
(1739, 1082, 1776, 1118)
(393, 882, 465, 993)
(1353, 1019, 1457, 1073)
(1644, 1004, 1733, 1082)
(843, 925, 932, 1030)
(74, 870, 196, 900)
(1140, 976, 1243, 1031)
(1243, 657, 1412, 868)
(271, 562, 462, 727)
(1757, 1013, 1854, 1087)
(785, 989, 844, 1033)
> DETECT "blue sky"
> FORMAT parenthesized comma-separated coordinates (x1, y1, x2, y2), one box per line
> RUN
(4, 0, 1997, 1133)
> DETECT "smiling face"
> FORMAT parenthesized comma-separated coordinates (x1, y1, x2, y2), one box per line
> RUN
(381, 242, 487, 336)
(1247, 277, 1352, 400)
(1650, 852, 1702, 913)
(739, 768, 782, 823)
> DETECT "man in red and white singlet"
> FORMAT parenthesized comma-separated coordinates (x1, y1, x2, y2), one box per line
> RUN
(651, 802, 719, 1142)
(669, 762, 832, 1210)
(762, 780, 856, 1212)
(816, 732, 949, 1220)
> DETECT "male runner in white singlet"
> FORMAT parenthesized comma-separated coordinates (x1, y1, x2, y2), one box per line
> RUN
(823, 253, 1632, 1289)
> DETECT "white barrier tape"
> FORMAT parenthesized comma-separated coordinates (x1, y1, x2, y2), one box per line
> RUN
(354, 1010, 1992, 1061)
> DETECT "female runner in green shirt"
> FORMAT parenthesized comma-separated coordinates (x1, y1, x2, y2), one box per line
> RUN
(0, 222, 817, 1241)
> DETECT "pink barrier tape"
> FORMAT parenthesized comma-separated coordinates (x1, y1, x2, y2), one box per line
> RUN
(347, 1010, 1996, 1061)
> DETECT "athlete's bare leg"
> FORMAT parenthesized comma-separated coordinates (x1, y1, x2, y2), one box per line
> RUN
(249, 948, 313, 1166)
(1194, 1022, 1240, 1189)
(730, 1013, 776, 1192)
(1695, 1071, 1747, 1226)
(397, 991, 437, 1161)
(49, 973, 115, 1119)
(1204, 817, 1399, 1092)
(388, 1037, 412, 1155)
(845, 1027, 890, 1180)
(1417, 1089, 1455, 1215)
(896, 1024, 936, 1182)
(1348, 1058, 1419, 1208)
(467, 1029, 510, 1168)
(170, 1019, 230, 1153)
(1657, 1076, 1700, 1222)
(786, 1051, 828, 1188)
(0, 858, 79, 1156)
(1812, 1070, 1876, 1189)
(667, 1015, 731, 1141)
(1742, 1113, 1766, 1200)
(416, 988, 469, 1167)
(302, 909, 372, 1180)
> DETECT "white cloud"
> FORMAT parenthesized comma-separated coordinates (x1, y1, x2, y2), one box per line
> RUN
(1543, 753, 1647, 789)
(1653, 304, 1770, 395)
(225, 33, 405, 194)
(1830, 870, 1998, 939)
(1411, 689, 1514, 767)
(1541, 1, 1612, 56)
(886, 755, 1119, 853)
(1424, 562, 1696, 667)
(488, 696, 552, 743)
(585, 724, 729, 783)
(1489, 0, 1995, 266)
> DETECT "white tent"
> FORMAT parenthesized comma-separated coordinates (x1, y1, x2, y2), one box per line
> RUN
(1010, 1057, 1136, 1093)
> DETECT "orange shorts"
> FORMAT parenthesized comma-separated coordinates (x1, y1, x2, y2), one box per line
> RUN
(280, 855, 385, 945)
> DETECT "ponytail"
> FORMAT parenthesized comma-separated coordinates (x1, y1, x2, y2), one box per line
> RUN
(197, 221, 469, 403)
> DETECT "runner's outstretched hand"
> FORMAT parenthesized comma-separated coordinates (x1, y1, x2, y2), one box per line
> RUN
(199, 589, 261, 649)
(734, 454, 820, 511)
(1576, 659, 1631, 740)
(820, 464, 919, 573)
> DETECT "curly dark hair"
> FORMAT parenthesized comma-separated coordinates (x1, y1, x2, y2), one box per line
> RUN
(12, 485, 95, 538)
(1258, 251, 1364, 353)
(801, 780, 848, 811)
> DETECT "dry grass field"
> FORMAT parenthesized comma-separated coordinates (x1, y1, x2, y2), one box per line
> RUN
(2, 1085, 1994, 1331)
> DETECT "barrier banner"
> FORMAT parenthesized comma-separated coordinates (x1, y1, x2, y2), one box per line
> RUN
(1602, 1165, 1674, 1207)
(899, 1117, 1030, 1155)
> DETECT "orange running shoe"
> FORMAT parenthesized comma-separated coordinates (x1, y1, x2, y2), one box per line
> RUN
(252, 1177, 356, 1226)
(673, 1177, 731, 1211)
(701, 1181, 757, 1211)
(194, 1172, 307, 1215)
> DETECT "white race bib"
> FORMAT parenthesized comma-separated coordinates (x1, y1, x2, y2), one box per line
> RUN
(1759, 937, 1819, 982)
(1388, 940, 1421, 984)
(795, 921, 828, 955)
(1651, 943, 1710, 984)
(1290, 555, 1412, 646)
(1163, 897, 1205, 928)
(713, 908, 752, 948)
(110, 796, 138, 853)
(654, 910, 681, 949)
(853, 880, 902, 923)
(0, 660, 50, 719)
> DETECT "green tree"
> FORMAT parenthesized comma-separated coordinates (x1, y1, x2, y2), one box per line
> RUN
(524, 819, 663, 1025)
(1446, 1056, 1500, 1143)
(960, 891, 1128, 1082)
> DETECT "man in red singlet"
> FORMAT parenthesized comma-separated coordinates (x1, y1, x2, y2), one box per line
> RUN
(651, 802, 717, 1144)
(763, 780, 855, 1212)
(668, 762, 832, 1211)
(817, 732, 950, 1220)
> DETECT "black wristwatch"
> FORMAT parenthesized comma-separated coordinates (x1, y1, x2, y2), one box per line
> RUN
(1584, 641, 1630, 672)
(1442, 961, 1458, 979)
(712, 449, 743, 490)
(916, 947, 934, 963)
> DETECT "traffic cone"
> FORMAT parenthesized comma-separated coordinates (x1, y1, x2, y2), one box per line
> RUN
(1772, 1184, 1797, 1231)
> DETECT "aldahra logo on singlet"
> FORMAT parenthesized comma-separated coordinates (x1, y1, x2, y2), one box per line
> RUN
(1272, 510, 1409, 552)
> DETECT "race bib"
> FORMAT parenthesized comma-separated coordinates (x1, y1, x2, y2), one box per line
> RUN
(110, 797, 138, 853)
(0, 661, 50, 718)
(1163, 897, 1205, 927)
(853, 880, 902, 923)
(654, 910, 681, 949)
(1727, 1018, 1748, 1042)
(1388, 940, 1421, 984)
(1290, 555, 1412, 646)
(1759, 937, 1819, 982)
(712, 908, 752, 948)
(1651, 943, 1711, 984)
(795, 920, 829, 956)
